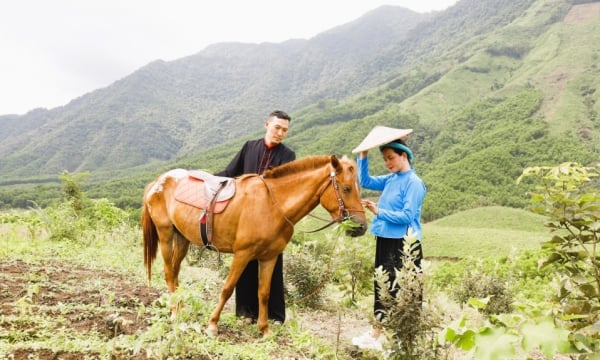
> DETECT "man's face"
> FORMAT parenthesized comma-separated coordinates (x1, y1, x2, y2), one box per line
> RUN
(264, 117, 290, 146)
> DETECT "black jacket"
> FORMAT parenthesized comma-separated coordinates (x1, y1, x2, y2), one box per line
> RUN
(216, 139, 296, 177)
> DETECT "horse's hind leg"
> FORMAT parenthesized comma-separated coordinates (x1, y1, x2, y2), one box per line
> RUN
(170, 230, 191, 290)
(157, 226, 190, 319)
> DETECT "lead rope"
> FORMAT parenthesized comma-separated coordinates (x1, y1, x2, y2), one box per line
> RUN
(260, 173, 343, 233)
(258, 175, 295, 230)
(291, 226, 342, 304)
(258, 172, 350, 303)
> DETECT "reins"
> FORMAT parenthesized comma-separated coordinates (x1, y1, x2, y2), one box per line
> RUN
(258, 166, 364, 304)
(259, 170, 363, 233)
(258, 175, 295, 230)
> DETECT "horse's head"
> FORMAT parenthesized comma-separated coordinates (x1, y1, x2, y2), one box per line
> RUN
(319, 155, 368, 237)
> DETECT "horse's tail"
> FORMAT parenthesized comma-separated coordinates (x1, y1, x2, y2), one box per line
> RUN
(141, 191, 158, 287)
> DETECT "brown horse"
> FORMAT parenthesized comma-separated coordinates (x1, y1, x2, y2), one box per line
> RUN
(142, 154, 367, 336)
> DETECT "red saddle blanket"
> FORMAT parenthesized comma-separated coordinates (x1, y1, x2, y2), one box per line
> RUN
(173, 173, 234, 213)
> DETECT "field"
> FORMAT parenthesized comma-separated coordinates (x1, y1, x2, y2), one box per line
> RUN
(0, 206, 552, 359)
(424, 206, 548, 259)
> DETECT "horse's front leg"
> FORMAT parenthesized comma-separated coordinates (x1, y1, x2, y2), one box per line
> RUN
(206, 251, 251, 336)
(257, 257, 277, 336)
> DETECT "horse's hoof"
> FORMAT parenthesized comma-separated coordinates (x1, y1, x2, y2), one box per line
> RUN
(205, 324, 218, 337)
(259, 325, 271, 337)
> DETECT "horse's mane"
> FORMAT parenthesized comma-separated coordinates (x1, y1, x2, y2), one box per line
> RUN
(262, 155, 331, 179)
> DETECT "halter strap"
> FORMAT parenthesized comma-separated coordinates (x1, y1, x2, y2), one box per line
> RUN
(261, 170, 364, 234)
(259, 175, 295, 230)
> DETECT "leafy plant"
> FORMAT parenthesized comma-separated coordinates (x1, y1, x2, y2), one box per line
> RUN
(59, 171, 89, 213)
(373, 231, 442, 359)
(285, 239, 328, 309)
(439, 300, 575, 360)
(453, 263, 513, 316)
(517, 161, 600, 353)
(333, 240, 373, 306)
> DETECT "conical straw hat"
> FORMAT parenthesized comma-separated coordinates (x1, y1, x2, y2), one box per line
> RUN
(352, 126, 413, 154)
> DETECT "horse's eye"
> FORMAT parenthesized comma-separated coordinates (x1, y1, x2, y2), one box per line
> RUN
(343, 186, 352, 194)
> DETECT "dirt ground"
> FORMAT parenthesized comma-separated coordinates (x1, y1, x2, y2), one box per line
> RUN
(0, 259, 372, 360)
(563, 2, 600, 24)
(1, 260, 160, 359)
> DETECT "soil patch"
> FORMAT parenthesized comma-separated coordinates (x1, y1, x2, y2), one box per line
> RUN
(0, 259, 372, 359)
(563, 2, 600, 24)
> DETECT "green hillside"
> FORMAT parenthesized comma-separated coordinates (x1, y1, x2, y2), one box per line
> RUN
(0, 6, 430, 176)
(0, 0, 573, 178)
(0, 0, 599, 223)
(423, 206, 549, 259)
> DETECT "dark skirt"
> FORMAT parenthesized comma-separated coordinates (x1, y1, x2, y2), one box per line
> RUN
(374, 236, 423, 320)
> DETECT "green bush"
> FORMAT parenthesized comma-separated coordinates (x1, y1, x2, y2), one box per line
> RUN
(82, 198, 130, 228)
(374, 234, 442, 360)
(429, 250, 554, 305)
(38, 203, 86, 241)
(331, 237, 373, 306)
(453, 267, 513, 315)
(285, 243, 327, 309)
(518, 162, 600, 351)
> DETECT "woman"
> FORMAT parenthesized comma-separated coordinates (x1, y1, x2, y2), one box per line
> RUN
(352, 138, 427, 350)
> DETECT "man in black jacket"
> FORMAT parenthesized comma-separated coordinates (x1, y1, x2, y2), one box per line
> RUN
(216, 110, 295, 324)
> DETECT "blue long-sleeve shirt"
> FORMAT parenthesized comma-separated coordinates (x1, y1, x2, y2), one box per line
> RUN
(357, 156, 426, 240)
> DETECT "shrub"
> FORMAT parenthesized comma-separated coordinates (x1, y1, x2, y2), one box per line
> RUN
(82, 198, 130, 229)
(452, 266, 513, 315)
(331, 236, 373, 307)
(518, 162, 600, 352)
(285, 242, 328, 309)
(37, 202, 86, 241)
(374, 233, 443, 359)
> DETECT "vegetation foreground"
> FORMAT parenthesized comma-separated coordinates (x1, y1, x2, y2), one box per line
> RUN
(1, 162, 600, 359)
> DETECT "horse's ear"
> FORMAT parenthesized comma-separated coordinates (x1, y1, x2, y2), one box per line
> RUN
(330, 154, 342, 173)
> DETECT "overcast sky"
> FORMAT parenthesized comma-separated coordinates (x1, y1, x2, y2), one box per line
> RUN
(0, 0, 458, 115)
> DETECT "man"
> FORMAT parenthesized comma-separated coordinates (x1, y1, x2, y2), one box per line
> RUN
(215, 110, 295, 324)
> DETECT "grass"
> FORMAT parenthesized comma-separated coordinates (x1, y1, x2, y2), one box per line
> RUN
(297, 206, 552, 260)
(0, 205, 556, 359)
(423, 206, 550, 258)
(0, 228, 342, 359)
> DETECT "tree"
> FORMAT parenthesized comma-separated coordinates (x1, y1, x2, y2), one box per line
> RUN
(59, 171, 89, 212)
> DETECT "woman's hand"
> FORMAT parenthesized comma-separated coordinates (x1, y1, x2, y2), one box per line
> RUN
(361, 199, 378, 215)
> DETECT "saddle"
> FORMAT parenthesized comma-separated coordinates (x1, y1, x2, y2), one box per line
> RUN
(174, 170, 235, 212)
(174, 170, 235, 247)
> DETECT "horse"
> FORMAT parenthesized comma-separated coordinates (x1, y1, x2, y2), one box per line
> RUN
(142, 154, 367, 336)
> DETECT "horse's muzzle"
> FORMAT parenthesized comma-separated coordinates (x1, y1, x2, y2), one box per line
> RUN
(346, 222, 367, 237)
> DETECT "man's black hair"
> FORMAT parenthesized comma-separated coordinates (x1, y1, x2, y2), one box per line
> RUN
(269, 110, 291, 122)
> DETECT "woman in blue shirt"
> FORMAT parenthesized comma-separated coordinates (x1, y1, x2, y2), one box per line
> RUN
(352, 138, 427, 349)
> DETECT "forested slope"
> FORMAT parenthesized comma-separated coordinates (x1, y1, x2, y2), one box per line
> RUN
(1, 0, 598, 222)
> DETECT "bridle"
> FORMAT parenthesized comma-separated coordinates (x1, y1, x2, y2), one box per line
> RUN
(259, 169, 364, 233)
(260, 168, 365, 304)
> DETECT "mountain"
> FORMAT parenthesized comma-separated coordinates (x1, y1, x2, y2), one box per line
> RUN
(1, 0, 599, 221)
(0, 6, 427, 177)
(0, 0, 542, 177)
